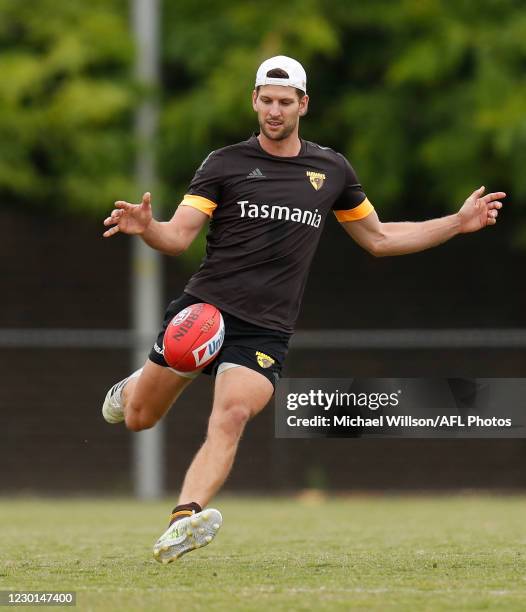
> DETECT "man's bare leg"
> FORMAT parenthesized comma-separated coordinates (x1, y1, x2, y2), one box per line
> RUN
(178, 365, 274, 507)
(102, 360, 194, 430)
(152, 365, 273, 563)
(123, 360, 196, 430)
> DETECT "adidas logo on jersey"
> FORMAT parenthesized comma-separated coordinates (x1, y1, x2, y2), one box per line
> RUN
(247, 168, 266, 178)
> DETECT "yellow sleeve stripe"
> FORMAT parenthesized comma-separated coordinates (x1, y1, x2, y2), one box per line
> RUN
(334, 197, 374, 222)
(179, 194, 218, 217)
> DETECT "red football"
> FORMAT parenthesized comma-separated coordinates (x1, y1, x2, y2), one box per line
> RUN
(163, 303, 225, 372)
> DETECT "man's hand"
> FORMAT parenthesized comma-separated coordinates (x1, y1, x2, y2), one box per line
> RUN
(103, 192, 153, 238)
(457, 186, 506, 234)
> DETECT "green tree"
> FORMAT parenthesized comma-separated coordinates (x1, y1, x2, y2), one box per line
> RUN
(159, 0, 338, 206)
(0, 0, 134, 214)
(160, 0, 525, 239)
(1, 0, 524, 242)
(323, 0, 526, 229)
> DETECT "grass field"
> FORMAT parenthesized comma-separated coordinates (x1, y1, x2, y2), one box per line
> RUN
(1, 495, 525, 611)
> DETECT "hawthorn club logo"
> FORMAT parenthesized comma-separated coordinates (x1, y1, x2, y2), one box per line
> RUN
(306, 170, 326, 191)
(256, 351, 275, 369)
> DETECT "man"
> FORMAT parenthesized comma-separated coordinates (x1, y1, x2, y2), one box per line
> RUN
(101, 56, 505, 563)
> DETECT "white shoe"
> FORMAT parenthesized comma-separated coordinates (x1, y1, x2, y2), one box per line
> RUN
(101, 369, 142, 424)
(153, 509, 223, 564)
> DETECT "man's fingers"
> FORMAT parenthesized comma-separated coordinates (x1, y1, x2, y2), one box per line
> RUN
(142, 192, 151, 208)
(481, 192, 506, 205)
(467, 186, 485, 202)
(115, 201, 134, 210)
(103, 225, 120, 238)
(104, 194, 151, 237)
(103, 210, 124, 226)
(487, 200, 502, 210)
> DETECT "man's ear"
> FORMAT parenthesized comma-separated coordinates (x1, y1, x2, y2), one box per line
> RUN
(252, 89, 258, 112)
(298, 94, 309, 116)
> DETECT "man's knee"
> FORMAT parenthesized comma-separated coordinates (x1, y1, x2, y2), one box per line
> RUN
(124, 401, 158, 432)
(208, 403, 252, 439)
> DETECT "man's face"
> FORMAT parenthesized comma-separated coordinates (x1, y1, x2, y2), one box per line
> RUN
(252, 85, 309, 141)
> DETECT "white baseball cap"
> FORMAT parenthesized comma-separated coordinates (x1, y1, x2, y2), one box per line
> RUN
(255, 55, 307, 93)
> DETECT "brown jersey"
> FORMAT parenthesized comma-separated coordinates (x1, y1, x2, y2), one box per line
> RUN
(181, 134, 373, 333)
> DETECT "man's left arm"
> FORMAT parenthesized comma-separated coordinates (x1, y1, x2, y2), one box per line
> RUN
(342, 186, 506, 257)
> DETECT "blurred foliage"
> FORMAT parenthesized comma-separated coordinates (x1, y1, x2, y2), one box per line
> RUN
(0, 0, 134, 214)
(1, 0, 525, 240)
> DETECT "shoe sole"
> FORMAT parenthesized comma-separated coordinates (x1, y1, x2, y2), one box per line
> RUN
(153, 509, 222, 564)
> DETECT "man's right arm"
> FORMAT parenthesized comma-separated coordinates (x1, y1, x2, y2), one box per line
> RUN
(141, 204, 209, 256)
(103, 192, 208, 256)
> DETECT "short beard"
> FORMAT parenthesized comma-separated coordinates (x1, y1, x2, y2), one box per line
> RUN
(259, 119, 297, 141)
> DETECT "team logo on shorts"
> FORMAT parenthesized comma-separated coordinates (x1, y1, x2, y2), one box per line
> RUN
(256, 351, 275, 369)
(306, 170, 326, 191)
